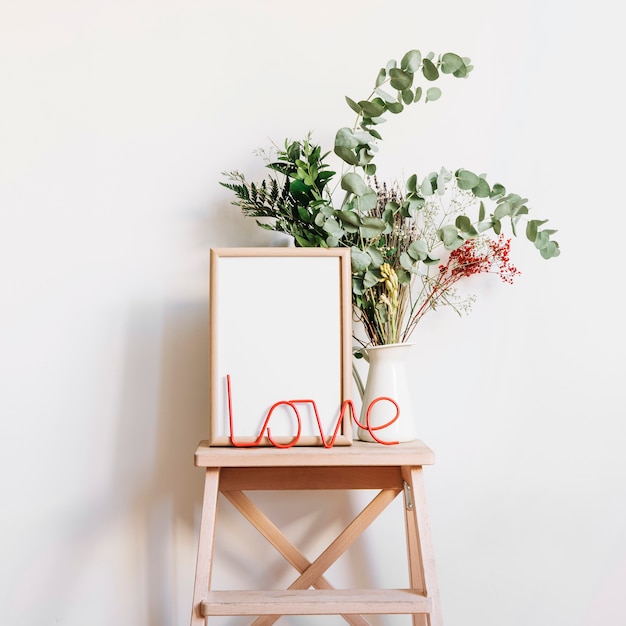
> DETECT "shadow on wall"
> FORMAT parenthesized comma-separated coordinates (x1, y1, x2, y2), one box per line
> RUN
(113, 299, 208, 626)
(7, 299, 208, 626)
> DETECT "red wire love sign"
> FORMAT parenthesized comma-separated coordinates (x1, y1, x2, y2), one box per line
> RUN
(226, 374, 400, 447)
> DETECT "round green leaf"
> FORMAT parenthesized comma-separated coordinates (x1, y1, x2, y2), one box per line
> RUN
(422, 58, 439, 81)
(335, 127, 359, 149)
(341, 172, 369, 196)
(402, 88, 414, 105)
(323, 218, 343, 235)
(359, 216, 386, 238)
(364, 270, 381, 290)
(420, 176, 434, 196)
(438, 225, 460, 247)
(366, 246, 385, 266)
(334, 146, 358, 165)
(534, 231, 549, 250)
(425, 87, 441, 102)
(453, 64, 470, 78)
(399, 253, 414, 271)
(408, 239, 429, 260)
(396, 268, 411, 284)
(359, 190, 378, 212)
(540, 241, 560, 259)
(401, 49, 422, 72)
(345, 96, 362, 114)
(494, 201, 512, 220)
(441, 52, 464, 75)
(473, 177, 491, 198)
(350, 247, 371, 272)
(436, 167, 452, 193)
(456, 169, 480, 190)
(384, 200, 400, 215)
(358, 99, 385, 117)
(490, 183, 506, 199)
(389, 68, 413, 90)
(455, 215, 472, 232)
(352, 277, 365, 296)
(337, 210, 361, 227)
(526, 219, 547, 242)
(386, 101, 404, 114)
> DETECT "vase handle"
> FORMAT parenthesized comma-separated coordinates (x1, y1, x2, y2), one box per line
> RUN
(352, 360, 365, 400)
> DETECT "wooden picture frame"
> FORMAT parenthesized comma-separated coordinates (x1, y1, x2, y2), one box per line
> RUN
(209, 247, 353, 446)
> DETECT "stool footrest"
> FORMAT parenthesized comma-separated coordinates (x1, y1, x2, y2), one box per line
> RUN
(201, 589, 431, 616)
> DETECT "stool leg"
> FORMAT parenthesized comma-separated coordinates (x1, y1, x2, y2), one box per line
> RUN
(402, 466, 442, 626)
(190, 468, 220, 626)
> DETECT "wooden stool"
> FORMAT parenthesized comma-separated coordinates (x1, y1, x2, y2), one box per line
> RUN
(190, 440, 442, 625)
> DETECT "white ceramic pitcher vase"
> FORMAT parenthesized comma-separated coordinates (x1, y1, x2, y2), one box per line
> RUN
(356, 342, 418, 443)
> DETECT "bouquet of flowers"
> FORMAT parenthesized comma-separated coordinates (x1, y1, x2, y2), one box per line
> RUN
(222, 48, 560, 348)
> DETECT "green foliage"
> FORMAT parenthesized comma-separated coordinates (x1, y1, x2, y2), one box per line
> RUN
(333, 50, 473, 180)
(221, 48, 560, 346)
(221, 136, 338, 247)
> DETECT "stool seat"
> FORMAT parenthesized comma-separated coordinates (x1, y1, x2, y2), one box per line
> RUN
(190, 440, 442, 625)
(194, 439, 435, 468)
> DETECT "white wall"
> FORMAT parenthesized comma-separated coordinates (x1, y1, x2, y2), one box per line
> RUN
(1, 1, 624, 625)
